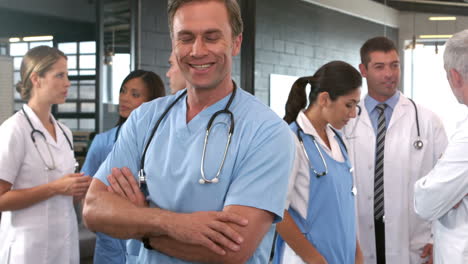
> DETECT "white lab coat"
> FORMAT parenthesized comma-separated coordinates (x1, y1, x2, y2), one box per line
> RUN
(343, 93, 448, 264)
(0, 105, 79, 264)
(414, 112, 468, 264)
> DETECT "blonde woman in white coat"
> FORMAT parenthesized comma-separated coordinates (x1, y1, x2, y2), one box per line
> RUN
(0, 46, 92, 264)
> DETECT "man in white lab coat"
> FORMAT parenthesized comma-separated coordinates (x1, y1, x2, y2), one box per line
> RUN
(343, 36, 448, 264)
(414, 29, 468, 264)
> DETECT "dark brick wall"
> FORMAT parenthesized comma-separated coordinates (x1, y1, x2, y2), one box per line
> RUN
(254, 0, 398, 104)
(137, 0, 398, 101)
(138, 0, 171, 93)
(0, 8, 95, 42)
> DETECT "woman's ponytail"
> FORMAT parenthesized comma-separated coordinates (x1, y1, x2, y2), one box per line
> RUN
(283, 76, 317, 124)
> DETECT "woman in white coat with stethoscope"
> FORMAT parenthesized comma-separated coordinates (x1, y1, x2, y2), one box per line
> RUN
(0, 46, 92, 264)
(273, 61, 364, 264)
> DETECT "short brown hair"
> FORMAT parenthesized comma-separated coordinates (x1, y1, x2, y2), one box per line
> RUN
(167, 0, 243, 38)
(360, 36, 398, 67)
(16, 46, 67, 100)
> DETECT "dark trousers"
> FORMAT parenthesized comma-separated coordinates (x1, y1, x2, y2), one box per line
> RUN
(374, 217, 386, 264)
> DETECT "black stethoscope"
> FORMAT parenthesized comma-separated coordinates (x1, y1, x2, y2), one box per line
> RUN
(138, 86, 236, 193)
(296, 123, 356, 195)
(349, 98, 423, 150)
(408, 98, 424, 150)
(22, 106, 75, 171)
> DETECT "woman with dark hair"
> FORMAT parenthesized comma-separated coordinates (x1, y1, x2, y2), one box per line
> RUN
(81, 69, 165, 264)
(274, 61, 364, 264)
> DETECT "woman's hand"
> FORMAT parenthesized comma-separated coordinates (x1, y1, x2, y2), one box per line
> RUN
(52, 173, 92, 197)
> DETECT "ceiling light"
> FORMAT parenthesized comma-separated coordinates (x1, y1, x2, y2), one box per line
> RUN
(22, 35, 53, 42)
(9, 37, 20, 42)
(429, 16, 456, 21)
(419, 34, 452, 39)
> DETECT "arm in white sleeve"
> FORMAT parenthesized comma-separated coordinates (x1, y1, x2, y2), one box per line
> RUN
(414, 127, 468, 220)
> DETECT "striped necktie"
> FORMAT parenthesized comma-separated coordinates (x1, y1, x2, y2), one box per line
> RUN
(374, 103, 387, 220)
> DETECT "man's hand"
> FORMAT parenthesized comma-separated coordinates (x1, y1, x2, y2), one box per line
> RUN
(420, 243, 433, 264)
(165, 211, 249, 255)
(107, 167, 249, 255)
(107, 167, 147, 207)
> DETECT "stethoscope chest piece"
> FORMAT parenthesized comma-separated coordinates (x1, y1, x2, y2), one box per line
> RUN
(413, 139, 423, 150)
(352, 186, 357, 196)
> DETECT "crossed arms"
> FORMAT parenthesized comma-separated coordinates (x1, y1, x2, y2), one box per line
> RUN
(83, 167, 274, 264)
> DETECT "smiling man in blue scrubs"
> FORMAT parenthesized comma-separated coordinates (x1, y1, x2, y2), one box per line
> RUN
(83, 0, 295, 263)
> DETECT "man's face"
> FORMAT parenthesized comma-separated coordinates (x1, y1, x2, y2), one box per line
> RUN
(359, 50, 400, 101)
(166, 52, 186, 94)
(171, 1, 242, 90)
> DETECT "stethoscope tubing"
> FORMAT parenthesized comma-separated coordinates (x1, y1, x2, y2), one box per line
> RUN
(296, 122, 357, 195)
(21, 106, 74, 171)
(138, 89, 188, 189)
(138, 86, 237, 191)
(347, 99, 423, 150)
(22, 107, 73, 151)
(296, 124, 328, 178)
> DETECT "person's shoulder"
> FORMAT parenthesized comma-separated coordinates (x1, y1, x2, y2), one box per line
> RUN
(133, 91, 184, 119)
(56, 119, 73, 135)
(399, 95, 442, 123)
(0, 110, 26, 135)
(413, 100, 444, 124)
(94, 126, 117, 141)
(235, 88, 284, 122)
(233, 89, 292, 141)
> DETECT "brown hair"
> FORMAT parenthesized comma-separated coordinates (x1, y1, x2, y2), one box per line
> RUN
(284, 61, 362, 124)
(360, 36, 398, 67)
(16, 46, 67, 100)
(167, 0, 243, 37)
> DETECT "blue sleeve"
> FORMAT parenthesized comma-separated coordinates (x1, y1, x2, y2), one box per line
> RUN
(81, 134, 106, 177)
(224, 118, 295, 223)
(93, 111, 146, 186)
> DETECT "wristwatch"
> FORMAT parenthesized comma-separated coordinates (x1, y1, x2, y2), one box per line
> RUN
(142, 236, 153, 250)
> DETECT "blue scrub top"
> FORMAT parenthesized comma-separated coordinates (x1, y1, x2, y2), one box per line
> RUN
(81, 126, 118, 177)
(95, 87, 296, 264)
(81, 126, 129, 264)
(275, 122, 356, 264)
